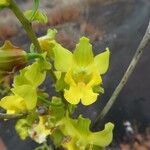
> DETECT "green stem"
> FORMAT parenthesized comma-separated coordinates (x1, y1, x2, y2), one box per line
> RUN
(0, 113, 27, 120)
(27, 53, 43, 60)
(9, 0, 42, 53)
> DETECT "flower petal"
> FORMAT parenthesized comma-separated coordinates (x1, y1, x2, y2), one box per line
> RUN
(64, 86, 81, 105)
(12, 85, 37, 110)
(64, 70, 76, 86)
(73, 37, 94, 66)
(53, 43, 72, 72)
(89, 122, 114, 147)
(94, 48, 110, 74)
(81, 86, 98, 105)
(87, 71, 102, 87)
(0, 95, 26, 113)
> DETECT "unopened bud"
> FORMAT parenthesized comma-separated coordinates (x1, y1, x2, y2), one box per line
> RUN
(0, 41, 27, 82)
(0, 0, 9, 6)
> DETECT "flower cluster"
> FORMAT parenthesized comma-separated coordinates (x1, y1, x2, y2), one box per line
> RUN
(0, 28, 113, 150)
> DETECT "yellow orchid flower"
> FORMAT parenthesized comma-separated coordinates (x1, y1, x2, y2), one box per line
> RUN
(60, 115, 114, 150)
(53, 37, 110, 105)
(0, 84, 37, 114)
(0, 57, 51, 114)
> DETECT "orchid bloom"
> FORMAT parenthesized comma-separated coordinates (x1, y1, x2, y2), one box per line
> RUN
(53, 37, 110, 105)
(0, 56, 51, 114)
(60, 115, 114, 150)
(0, 85, 37, 114)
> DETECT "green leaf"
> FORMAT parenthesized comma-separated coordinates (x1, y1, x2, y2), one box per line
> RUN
(53, 43, 73, 72)
(73, 37, 94, 66)
(94, 48, 110, 74)
(24, 10, 48, 23)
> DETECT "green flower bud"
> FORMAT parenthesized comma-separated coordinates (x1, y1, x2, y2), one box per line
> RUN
(0, 0, 9, 6)
(0, 41, 27, 82)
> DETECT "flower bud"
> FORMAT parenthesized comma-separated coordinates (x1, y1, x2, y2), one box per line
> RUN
(0, 41, 27, 82)
(0, 0, 9, 6)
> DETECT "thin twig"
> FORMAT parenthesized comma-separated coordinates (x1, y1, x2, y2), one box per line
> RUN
(92, 21, 150, 129)
(0, 113, 27, 120)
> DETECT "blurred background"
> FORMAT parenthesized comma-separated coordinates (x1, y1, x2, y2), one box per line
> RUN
(0, 0, 150, 149)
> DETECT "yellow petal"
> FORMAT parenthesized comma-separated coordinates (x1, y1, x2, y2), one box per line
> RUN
(64, 85, 81, 105)
(87, 71, 102, 88)
(0, 95, 27, 114)
(64, 82, 98, 106)
(81, 85, 98, 105)
(64, 70, 76, 86)
(53, 43, 73, 72)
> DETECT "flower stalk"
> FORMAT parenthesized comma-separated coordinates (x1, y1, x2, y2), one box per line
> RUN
(0, 112, 27, 119)
(8, 0, 42, 53)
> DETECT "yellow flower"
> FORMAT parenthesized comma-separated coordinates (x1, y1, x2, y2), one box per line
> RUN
(64, 70, 101, 105)
(0, 55, 51, 114)
(53, 37, 110, 105)
(0, 85, 37, 114)
(0, 95, 27, 114)
(60, 115, 114, 150)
